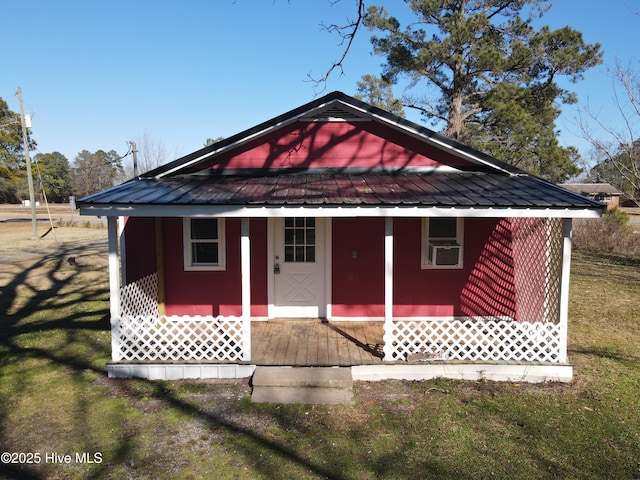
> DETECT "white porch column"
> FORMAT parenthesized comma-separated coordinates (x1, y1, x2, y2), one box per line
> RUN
(558, 218, 572, 363)
(241, 218, 251, 361)
(118, 216, 126, 287)
(383, 217, 394, 361)
(107, 216, 122, 361)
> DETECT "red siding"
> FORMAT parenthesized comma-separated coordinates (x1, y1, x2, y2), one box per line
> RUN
(248, 218, 268, 317)
(332, 218, 385, 317)
(125, 216, 519, 320)
(205, 122, 471, 171)
(163, 218, 242, 316)
(161, 218, 269, 317)
(393, 218, 517, 318)
(123, 217, 157, 283)
(460, 218, 517, 319)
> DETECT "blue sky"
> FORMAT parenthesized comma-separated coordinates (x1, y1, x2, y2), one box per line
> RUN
(1, 0, 638, 168)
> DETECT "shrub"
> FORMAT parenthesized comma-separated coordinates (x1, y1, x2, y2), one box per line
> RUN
(573, 208, 640, 256)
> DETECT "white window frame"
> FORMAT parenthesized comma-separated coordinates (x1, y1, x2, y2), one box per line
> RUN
(183, 217, 226, 271)
(421, 217, 464, 269)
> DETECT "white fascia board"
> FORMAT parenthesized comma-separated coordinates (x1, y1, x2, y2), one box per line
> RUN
(79, 204, 603, 219)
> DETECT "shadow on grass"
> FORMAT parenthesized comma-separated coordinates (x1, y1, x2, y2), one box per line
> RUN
(0, 240, 397, 479)
(0, 240, 520, 479)
(0, 241, 111, 479)
(2, 241, 639, 479)
(570, 346, 640, 368)
(573, 249, 640, 269)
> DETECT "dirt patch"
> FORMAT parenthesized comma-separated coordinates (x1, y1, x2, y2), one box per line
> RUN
(0, 202, 90, 220)
(0, 209, 109, 311)
(0, 203, 107, 255)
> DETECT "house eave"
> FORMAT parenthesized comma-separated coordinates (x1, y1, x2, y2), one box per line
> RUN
(79, 203, 603, 219)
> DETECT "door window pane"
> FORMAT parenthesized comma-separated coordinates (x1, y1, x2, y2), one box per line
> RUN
(285, 246, 294, 262)
(306, 246, 315, 262)
(283, 217, 316, 263)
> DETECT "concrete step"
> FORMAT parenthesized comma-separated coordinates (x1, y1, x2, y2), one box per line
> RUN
(251, 366, 354, 404)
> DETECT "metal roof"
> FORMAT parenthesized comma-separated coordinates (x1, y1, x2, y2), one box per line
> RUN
(77, 92, 605, 218)
(79, 170, 603, 214)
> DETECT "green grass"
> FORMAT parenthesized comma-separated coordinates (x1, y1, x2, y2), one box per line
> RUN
(0, 247, 639, 479)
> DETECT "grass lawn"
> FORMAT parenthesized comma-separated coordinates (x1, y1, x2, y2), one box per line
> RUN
(0, 227, 639, 479)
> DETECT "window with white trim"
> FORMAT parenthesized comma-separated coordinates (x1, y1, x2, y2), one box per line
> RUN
(184, 218, 226, 271)
(421, 217, 464, 269)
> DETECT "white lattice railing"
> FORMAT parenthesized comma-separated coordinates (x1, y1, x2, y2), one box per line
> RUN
(120, 273, 159, 317)
(511, 218, 562, 324)
(383, 318, 564, 363)
(114, 274, 250, 362)
(111, 315, 250, 362)
(383, 218, 566, 364)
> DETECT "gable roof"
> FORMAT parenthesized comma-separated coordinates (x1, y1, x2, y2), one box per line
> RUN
(78, 91, 604, 219)
(143, 91, 524, 178)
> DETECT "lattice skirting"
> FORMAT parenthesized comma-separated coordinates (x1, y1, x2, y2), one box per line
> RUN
(383, 318, 565, 363)
(111, 315, 250, 362)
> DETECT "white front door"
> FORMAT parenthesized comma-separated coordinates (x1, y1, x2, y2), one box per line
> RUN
(271, 217, 326, 318)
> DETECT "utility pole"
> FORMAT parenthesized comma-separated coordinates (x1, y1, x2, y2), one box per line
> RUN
(129, 140, 139, 177)
(17, 87, 38, 240)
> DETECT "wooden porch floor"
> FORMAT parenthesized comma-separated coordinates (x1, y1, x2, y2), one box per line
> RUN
(251, 320, 385, 366)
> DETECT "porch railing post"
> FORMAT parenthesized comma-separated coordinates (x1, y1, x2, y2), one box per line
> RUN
(558, 218, 572, 363)
(107, 216, 122, 361)
(241, 218, 251, 361)
(383, 217, 395, 361)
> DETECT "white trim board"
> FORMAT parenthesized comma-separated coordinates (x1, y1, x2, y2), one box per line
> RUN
(107, 362, 572, 383)
(352, 363, 573, 383)
(80, 204, 602, 219)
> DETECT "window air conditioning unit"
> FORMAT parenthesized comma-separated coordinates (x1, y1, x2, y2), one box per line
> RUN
(429, 241, 461, 267)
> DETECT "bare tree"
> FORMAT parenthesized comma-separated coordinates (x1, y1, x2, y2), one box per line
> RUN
(308, 0, 366, 88)
(579, 61, 640, 203)
(121, 132, 171, 179)
(137, 131, 169, 174)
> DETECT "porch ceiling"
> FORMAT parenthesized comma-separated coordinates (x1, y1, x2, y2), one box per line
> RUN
(78, 170, 604, 218)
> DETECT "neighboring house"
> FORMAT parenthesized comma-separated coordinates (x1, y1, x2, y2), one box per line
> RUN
(560, 183, 623, 210)
(78, 92, 604, 383)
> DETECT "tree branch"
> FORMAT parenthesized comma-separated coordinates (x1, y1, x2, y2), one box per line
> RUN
(308, 0, 365, 89)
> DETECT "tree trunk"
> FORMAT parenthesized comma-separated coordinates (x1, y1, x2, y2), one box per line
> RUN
(445, 0, 467, 141)
(446, 91, 465, 140)
(446, 56, 466, 140)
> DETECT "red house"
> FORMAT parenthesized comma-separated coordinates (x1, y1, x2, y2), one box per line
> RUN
(79, 92, 603, 383)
